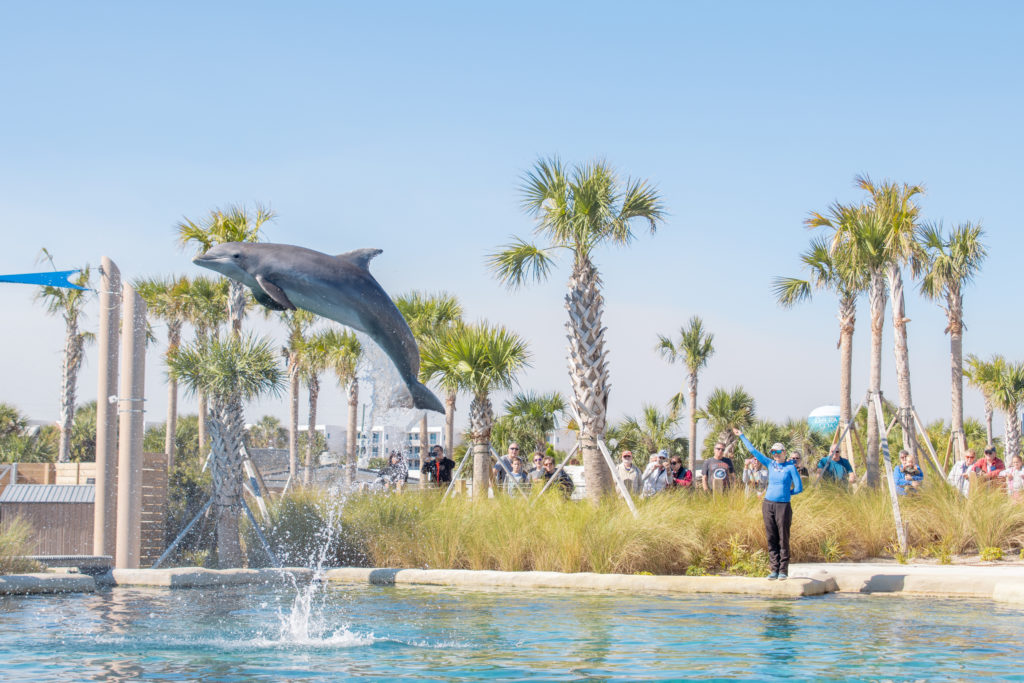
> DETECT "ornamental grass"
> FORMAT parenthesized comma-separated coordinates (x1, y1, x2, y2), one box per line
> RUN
(0, 517, 44, 575)
(244, 482, 1024, 574)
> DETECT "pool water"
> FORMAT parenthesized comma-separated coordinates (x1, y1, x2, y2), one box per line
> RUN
(0, 582, 1020, 681)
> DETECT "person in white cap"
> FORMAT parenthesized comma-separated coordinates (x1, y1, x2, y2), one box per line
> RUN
(641, 450, 670, 497)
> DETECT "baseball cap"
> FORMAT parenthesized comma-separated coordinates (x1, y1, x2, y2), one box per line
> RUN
(622, 450, 633, 457)
(770, 442, 785, 453)
(658, 449, 669, 459)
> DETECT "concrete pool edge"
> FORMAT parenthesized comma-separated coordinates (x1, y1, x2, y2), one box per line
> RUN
(0, 572, 96, 595)
(321, 567, 833, 597)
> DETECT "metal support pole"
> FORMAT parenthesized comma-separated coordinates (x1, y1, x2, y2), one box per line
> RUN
(93, 257, 120, 557)
(872, 392, 907, 554)
(152, 497, 213, 569)
(442, 448, 473, 500)
(910, 408, 950, 482)
(241, 498, 280, 568)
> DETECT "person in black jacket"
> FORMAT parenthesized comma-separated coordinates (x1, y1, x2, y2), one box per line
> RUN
(540, 455, 574, 497)
(421, 445, 455, 486)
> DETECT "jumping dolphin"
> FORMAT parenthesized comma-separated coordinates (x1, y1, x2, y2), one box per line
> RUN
(193, 242, 444, 413)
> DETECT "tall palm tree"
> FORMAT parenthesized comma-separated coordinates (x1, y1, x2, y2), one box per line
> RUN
(321, 328, 362, 485)
(247, 415, 285, 449)
(278, 309, 315, 481)
(810, 204, 889, 486)
(617, 404, 683, 468)
(656, 316, 715, 472)
(178, 276, 230, 452)
(167, 333, 283, 567)
(695, 386, 755, 457)
(773, 234, 865, 462)
(965, 353, 1006, 447)
(177, 204, 274, 336)
(857, 175, 926, 462)
(394, 291, 464, 460)
(489, 158, 665, 501)
(34, 250, 92, 463)
(992, 361, 1024, 461)
(420, 322, 530, 499)
(919, 222, 987, 449)
(497, 391, 565, 453)
(135, 275, 189, 469)
(297, 328, 335, 485)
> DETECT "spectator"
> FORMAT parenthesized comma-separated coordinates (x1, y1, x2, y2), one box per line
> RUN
(615, 450, 642, 494)
(505, 455, 530, 494)
(816, 445, 855, 487)
(999, 455, 1024, 500)
(972, 446, 1005, 482)
(419, 445, 454, 487)
(701, 442, 734, 492)
(528, 451, 546, 481)
(946, 448, 977, 497)
(667, 456, 693, 489)
(893, 450, 923, 495)
(789, 451, 809, 477)
(734, 429, 804, 581)
(641, 450, 671, 497)
(493, 442, 520, 488)
(540, 455, 574, 497)
(743, 457, 768, 495)
(364, 450, 408, 493)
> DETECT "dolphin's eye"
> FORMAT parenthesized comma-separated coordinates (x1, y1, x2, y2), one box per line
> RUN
(233, 254, 240, 259)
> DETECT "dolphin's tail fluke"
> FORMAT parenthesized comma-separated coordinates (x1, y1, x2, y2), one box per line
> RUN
(410, 381, 445, 413)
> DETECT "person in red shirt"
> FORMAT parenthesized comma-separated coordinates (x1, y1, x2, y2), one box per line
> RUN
(971, 446, 1005, 481)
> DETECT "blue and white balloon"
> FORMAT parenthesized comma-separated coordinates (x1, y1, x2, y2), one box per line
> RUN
(808, 405, 841, 435)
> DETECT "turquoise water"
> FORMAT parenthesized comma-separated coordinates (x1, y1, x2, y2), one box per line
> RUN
(0, 582, 1021, 681)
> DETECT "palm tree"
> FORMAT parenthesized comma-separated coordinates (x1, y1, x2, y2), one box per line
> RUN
(857, 175, 926, 462)
(34, 249, 92, 463)
(177, 204, 274, 335)
(420, 322, 530, 499)
(616, 405, 683, 468)
(810, 204, 889, 486)
(135, 275, 189, 469)
(278, 310, 315, 482)
(489, 158, 665, 501)
(496, 391, 565, 453)
(964, 353, 1004, 447)
(919, 222, 987, 451)
(395, 291, 464, 460)
(167, 333, 283, 567)
(178, 276, 230, 452)
(297, 328, 334, 485)
(773, 235, 865, 462)
(695, 386, 755, 457)
(656, 316, 715, 472)
(321, 328, 362, 485)
(247, 415, 285, 449)
(992, 361, 1024, 461)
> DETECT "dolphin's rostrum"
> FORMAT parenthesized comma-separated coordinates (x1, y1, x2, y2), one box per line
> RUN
(193, 242, 445, 413)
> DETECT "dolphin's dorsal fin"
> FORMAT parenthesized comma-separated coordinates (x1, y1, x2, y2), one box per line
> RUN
(337, 248, 383, 271)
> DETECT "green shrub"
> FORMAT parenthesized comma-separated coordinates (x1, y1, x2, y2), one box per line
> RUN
(0, 518, 44, 574)
(980, 546, 1003, 561)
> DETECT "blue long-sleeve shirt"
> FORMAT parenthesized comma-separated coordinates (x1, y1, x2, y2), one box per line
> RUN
(893, 465, 923, 495)
(739, 434, 804, 503)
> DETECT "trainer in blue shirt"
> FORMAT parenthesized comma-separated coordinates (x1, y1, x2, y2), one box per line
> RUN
(733, 428, 804, 580)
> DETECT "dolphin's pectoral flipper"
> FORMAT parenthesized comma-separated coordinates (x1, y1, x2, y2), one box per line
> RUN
(250, 286, 287, 311)
(255, 275, 296, 310)
(337, 248, 383, 271)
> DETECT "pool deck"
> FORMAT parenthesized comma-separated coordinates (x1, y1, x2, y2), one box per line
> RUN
(2, 563, 1023, 605)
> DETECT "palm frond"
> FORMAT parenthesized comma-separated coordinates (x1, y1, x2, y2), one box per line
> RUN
(486, 238, 555, 289)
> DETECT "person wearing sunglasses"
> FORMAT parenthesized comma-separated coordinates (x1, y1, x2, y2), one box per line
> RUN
(733, 427, 803, 580)
(667, 456, 693, 489)
(493, 442, 520, 490)
(616, 450, 642, 494)
(528, 451, 546, 481)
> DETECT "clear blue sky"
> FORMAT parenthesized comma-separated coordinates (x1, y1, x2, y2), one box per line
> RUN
(2, 2, 1021, 442)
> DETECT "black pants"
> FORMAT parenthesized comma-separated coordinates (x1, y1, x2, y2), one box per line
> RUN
(762, 500, 793, 574)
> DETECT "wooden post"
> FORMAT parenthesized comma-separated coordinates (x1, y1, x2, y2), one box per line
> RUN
(115, 284, 146, 569)
(872, 393, 907, 554)
(94, 257, 120, 558)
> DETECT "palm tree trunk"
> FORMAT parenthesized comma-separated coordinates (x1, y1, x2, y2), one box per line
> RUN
(305, 375, 319, 486)
(165, 322, 181, 470)
(345, 379, 358, 486)
(228, 281, 246, 337)
(444, 391, 456, 459)
(887, 264, 917, 462)
(947, 289, 965, 440)
(687, 375, 698, 473)
(984, 395, 994, 446)
(565, 259, 611, 502)
(197, 391, 208, 454)
(838, 294, 856, 462)
(866, 270, 887, 487)
(1005, 407, 1021, 461)
(58, 327, 84, 463)
(420, 413, 429, 466)
(209, 395, 244, 567)
(469, 394, 493, 500)
(288, 354, 299, 482)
